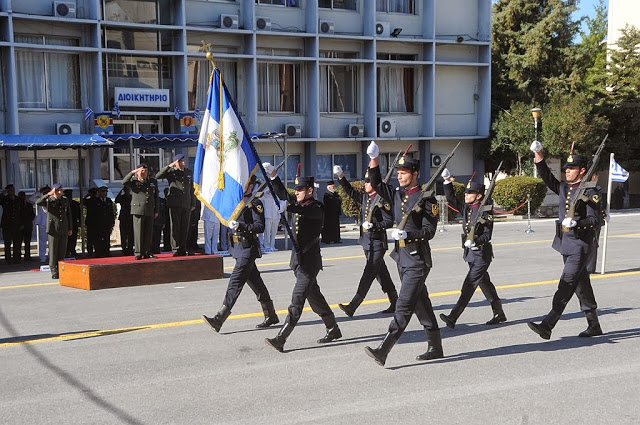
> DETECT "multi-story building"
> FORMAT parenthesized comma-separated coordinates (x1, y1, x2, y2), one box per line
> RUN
(0, 0, 491, 193)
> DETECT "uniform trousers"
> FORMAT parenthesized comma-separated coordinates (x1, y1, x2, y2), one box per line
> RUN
(552, 251, 597, 314)
(120, 217, 134, 254)
(387, 264, 438, 339)
(356, 247, 395, 298)
(2, 226, 21, 263)
(66, 226, 78, 256)
(133, 214, 153, 256)
(48, 233, 68, 276)
(455, 258, 499, 311)
(223, 255, 271, 308)
(170, 207, 190, 253)
(284, 263, 336, 329)
(263, 218, 279, 250)
(22, 223, 33, 259)
(37, 224, 47, 262)
(203, 220, 220, 254)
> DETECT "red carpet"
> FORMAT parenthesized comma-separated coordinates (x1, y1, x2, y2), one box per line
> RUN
(63, 252, 212, 266)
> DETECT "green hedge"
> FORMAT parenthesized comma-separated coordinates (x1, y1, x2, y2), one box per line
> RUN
(336, 180, 365, 220)
(492, 176, 547, 215)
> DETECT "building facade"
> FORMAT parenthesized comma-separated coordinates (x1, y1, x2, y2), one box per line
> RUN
(0, 0, 491, 193)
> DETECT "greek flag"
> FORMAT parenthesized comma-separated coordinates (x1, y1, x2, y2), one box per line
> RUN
(193, 67, 260, 225)
(84, 107, 93, 121)
(112, 103, 121, 118)
(610, 156, 629, 182)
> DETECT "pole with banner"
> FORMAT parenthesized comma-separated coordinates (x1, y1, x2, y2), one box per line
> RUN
(600, 153, 629, 274)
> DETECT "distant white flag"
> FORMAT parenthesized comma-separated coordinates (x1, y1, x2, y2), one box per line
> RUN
(610, 156, 629, 182)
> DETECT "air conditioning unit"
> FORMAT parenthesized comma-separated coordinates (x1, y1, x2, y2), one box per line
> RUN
(53, 1, 76, 18)
(285, 124, 301, 138)
(56, 123, 81, 135)
(319, 20, 335, 34)
(221, 14, 239, 30)
(375, 21, 390, 37)
(256, 17, 271, 31)
(378, 118, 396, 137)
(430, 154, 443, 167)
(348, 124, 364, 137)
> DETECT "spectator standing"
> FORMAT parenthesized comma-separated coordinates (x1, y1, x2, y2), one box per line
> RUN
(32, 185, 50, 263)
(261, 187, 285, 252)
(18, 191, 35, 261)
(116, 186, 134, 255)
(63, 189, 81, 257)
(202, 203, 221, 255)
(1, 184, 23, 264)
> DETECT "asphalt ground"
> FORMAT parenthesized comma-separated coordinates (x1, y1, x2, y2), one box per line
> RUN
(1, 212, 639, 424)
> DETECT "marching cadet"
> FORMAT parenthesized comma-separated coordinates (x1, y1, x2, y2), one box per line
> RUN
(123, 164, 159, 260)
(321, 180, 342, 244)
(156, 154, 196, 256)
(439, 170, 506, 328)
(364, 141, 443, 366)
(36, 183, 72, 279)
(263, 164, 342, 352)
(334, 166, 398, 315)
(202, 175, 279, 332)
(528, 141, 602, 339)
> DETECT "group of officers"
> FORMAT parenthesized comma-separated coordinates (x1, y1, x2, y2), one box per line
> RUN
(200, 139, 606, 368)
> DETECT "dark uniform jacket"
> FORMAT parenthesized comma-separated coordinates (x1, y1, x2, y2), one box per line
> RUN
(36, 195, 72, 236)
(115, 192, 132, 221)
(443, 183, 493, 263)
(369, 166, 438, 268)
(338, 178, 393, 250)
(0, 194, 22, 228)
(271, 176, 324, 270)
(68, 199, 81, 231)
(20, 200, 36, 227)
(122, 172, 159, 217)
(229, 198, 265, 259)
(86, 196, 115, 233)
(536, 159, 600, 256)
(155, 166, 196, 209)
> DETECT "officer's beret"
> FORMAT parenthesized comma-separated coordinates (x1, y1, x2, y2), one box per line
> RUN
(52, 183, 63, 190)
(173, 154, 185, 162)
(294, 176, 314, 190)
(397, 156, 420, 173)
(465, 181, 485, 194)
(563, 154, 588, 169)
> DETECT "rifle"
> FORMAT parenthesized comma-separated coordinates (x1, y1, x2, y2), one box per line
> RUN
(566, 134, 608, 223)
(397, 141, 461, 247)
(235, 156, 288, 218)
(465, 160, 503, 244)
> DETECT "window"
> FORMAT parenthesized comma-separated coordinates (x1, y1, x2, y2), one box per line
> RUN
(104, 28, 174, 52)
(15, 35, 81, 109)
(256, 0, 298, 6)
(188, 60, 236, 111)
(19, 158, 87, 189)
(258, 63, 300, 112)
(104, 54, 171, 106)
(103, 0, 172, 24)
(320, 52, 358, 113)
(376, 0, 415, 14)
(377, 68, 414, 113)
(259, 155, 300, 181)
(319, 0, 357, 10)
(316, 154, 357, 180)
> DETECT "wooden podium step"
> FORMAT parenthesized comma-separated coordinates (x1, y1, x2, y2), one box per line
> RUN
(59, 253, 224, 290)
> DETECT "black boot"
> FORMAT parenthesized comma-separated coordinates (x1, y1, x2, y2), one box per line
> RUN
(486, 299, 507, 325)
(380, 290, 398, 314)
(317, 325, 342, 343)
(528, 310, 561, 340)
(578, 309, 603, 337)
(265, 323, 293, 352)
(364, 332, 398, 367)
(256, 301, 280, 328)
(416, 329, 444, 361)
(339, 295, 363, 318)
(202, 305, 231, 333)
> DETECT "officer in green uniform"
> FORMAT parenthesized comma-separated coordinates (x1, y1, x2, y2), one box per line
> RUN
(156, 154, 196, 256)
(36, 183, 72, 279)
(123, 164, 159, 260)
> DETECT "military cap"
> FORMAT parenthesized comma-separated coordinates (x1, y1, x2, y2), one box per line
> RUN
(364, 168, 371, 182)
(173, 153, 185, 162)
(98, 186, 108, 191)
(563, 154, 588, 169)
(465, 181, 485, 194)
(63, 189, 73, 195)
(294, 176, 314, 190)
(4, 184, 14, 189)
(327, 180, 335, 186)
(52, 183, 63, 190)
(397, 156, 420, 173)
(139, 163, 148, 169)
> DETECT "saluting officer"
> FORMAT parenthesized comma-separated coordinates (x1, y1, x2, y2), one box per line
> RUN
(528, 141, 602, 339)
(364, 141, 443, 367)
(36, 183, 72, 279)
(123, 164, 159, 260)
(263, 164, 342, 352)
(439, 170, 506, 328)
(202, 175, 279, 333)
(334, 166, 398, 316)
(155, 154, 196, 256)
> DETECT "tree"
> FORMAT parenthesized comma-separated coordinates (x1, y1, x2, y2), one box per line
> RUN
(573, 0, 608, 95)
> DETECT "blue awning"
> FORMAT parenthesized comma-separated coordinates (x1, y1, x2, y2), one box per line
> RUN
(0, 134, 112, 150)
(104, 133, 198, 148)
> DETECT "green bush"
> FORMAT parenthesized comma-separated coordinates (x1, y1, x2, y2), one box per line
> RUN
(492, 176, 547, 215)
(336, 180, 365, 221)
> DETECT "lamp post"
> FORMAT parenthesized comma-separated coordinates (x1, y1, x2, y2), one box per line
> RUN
(531, 107, 542, 178)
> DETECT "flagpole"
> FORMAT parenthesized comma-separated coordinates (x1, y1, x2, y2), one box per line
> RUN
(600, 153, 614, 275)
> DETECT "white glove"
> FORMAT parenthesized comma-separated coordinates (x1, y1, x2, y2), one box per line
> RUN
(441, 168, 451, 183)
(561, 217, 577, 228)
(530, 141, 542, 153)
(464, 239, 476, 248)
(362, 221, 373, 230)
(391, 229, 407, 241)
(228, 220, 239, 230)
(333, 165, 343, 176)
(262, 162, 276, 176)
(366, 141, 379, 159)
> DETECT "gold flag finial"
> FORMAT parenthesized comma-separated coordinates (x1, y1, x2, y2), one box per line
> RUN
(199, 40, 216, 67)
